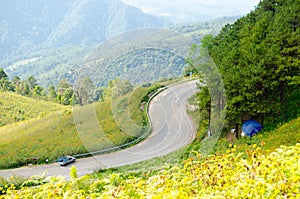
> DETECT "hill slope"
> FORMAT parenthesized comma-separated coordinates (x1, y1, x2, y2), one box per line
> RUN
(0, 92, 64, 127)
(0, 84, 155, 169)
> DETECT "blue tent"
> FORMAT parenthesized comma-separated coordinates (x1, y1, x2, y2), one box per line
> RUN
(241, 120, 262, 137)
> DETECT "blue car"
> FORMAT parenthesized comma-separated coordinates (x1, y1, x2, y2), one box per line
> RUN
(57, 156, 76, 166)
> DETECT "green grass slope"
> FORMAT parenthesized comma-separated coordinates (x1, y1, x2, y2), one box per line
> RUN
(0, 84, 161, 169)
(0, 100, 136, 169)
(213, 116, 300, 156)
(0, 92, 64, 127)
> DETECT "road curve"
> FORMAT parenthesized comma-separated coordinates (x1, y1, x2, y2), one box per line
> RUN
(0, 80, 199, 179)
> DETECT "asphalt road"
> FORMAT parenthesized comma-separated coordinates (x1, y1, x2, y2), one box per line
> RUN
(0, 80, 199, 179)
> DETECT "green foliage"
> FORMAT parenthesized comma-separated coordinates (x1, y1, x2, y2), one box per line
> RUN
(183, 64, 198, 77)
(0, 68, 55, 100)
(174, 16, 240, 42)
(105, 116, 300, 179)
(0, 79, 13, 92)
(191, 0, 300, 131)
(2, 143, 300, 198)
(69, 166, 78, 180)
(47, 85, 57, 101)
(104, 78, 133, 98)
(0, 176, 28, 196)
(0, 68, 8, 79)
(26, 76, 38, 91)
(0, 68, 13, 92)
(73, 77, 95, 105)
(56, 79, 74, 105)
(0, 82, 299, 198)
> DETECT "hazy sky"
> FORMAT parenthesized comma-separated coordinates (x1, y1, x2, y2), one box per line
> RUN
(122, 0, 261, 22)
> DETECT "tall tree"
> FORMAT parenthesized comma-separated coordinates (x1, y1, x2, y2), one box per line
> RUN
(33, 85, 44, 98)
(74, 77, 95, 105)
(105, 78, 133, 98)
(56, 79, 73, 105)
(17, 81, 30, 96)
(0, 68, 13, 92)
(0, 78, 13, 91)
(47, 85, 57, 102)
(12, 76, 21, 92)
(26, 76, 38, 91)
(0, 68, 8, 80)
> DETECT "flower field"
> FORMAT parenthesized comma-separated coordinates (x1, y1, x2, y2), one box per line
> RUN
(1, 143, 299, 198)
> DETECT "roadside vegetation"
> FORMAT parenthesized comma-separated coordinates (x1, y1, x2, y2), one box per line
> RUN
(96, 115, 300, 176)
(1, 137, 299, 198)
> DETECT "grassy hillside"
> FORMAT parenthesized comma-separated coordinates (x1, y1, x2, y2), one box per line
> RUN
(213, 117, 300, 155)
(0, 114, 299, 197)
(0, 84, 162, 169)
(0, 92, 65, 127)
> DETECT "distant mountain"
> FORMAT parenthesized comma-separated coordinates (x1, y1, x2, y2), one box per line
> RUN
(2, 16, 238, 87)
(45, 0, 169, 46)
(121, 0, 259, 24)
(0, 0, 169, 58)
(0, 0, 75, 56)
(0, 0, 239, 87)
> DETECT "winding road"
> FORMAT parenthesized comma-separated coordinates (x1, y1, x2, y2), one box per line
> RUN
(0, 80, 199, 179)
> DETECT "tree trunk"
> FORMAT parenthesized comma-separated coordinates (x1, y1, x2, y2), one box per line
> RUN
(260, 114, 265, 127)
(235, 123, 239, 139)
(208, 103, 211, 136)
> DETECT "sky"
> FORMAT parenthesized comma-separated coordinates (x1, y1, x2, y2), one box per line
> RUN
(122, 0, 261, 23)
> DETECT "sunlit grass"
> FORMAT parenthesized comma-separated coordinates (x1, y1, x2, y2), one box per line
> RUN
(0, 84, 162, 169)
(0, 92, 64, 127)
(213, 117, 300, 155)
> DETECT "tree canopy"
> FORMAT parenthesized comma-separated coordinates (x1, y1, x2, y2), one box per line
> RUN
(190, 0, 300, 133)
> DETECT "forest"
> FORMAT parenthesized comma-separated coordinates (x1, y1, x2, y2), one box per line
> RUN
(190, 0, 300, 135)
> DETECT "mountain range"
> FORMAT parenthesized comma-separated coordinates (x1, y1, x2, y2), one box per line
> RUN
(0, 0, 168, 58)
